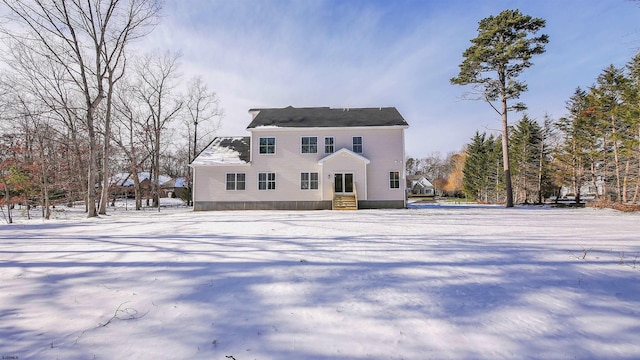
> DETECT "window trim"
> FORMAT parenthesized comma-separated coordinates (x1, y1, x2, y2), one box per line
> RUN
(300, 172, 319, 190)
(259, 137, 276, 155)
(258, 172, 276, 190)
(389, 171, 400, 189)
(301, 136, 318, 154)
(225, 173, 246, 191)
(352, 136, 363, 153)
(324, 136, 335, 154)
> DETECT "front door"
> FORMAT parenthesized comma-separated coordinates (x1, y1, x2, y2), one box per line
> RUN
(334, 173, 354, 194)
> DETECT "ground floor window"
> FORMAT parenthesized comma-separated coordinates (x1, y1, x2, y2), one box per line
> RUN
(389, 171, 400, 189)
(258, 172, 276, 190)
(300, 172, 319, 190)
(226, 173, 246, 190)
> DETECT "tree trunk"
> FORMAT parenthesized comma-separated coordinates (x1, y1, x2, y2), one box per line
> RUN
(537, 139, 544, 204)
(2, 179, 12, 224)
(86, 106, 99, 217)
(611, 115, 622, 202)
(634, 129, 640, 204)
(622, 158, 630, 203)
(40, 149, 50, 220)
(588, 160, 597, 201)
(99, 87, 115, 215)
(190, 120, 198, 207)
(501, 98, 514, 208)
(632, 160, 639, 203)
(132, 167, 142, 210)
(575, 157, 583, 204)
(153, 128, 161, 210)
(98, 139, 111, 214)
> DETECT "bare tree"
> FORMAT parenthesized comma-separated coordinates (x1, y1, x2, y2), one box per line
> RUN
(185, 76, 223, 162)
(134, 50, 183, 209)
(183, 76, 222, 205)
(111, 78, 150, 210)
(1, 0, 161, 217)
(1, 36, 90, 209)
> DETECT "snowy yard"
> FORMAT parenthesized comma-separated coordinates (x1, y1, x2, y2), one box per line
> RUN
(1, 203, 639, 360)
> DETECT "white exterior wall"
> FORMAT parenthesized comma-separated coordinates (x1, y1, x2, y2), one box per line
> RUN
(319, 150, 369, 200)
(353, 127, 406, 201)
(193, 164, 254, 202)
(193, 126, 406, 204)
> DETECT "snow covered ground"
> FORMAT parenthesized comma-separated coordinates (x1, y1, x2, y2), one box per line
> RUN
(1, 203, 639, 359)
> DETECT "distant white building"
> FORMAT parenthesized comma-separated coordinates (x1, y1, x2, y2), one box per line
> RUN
(560, 177, 605, 200)
(407, 176, 435, 196)
(190, 106, 409, 210)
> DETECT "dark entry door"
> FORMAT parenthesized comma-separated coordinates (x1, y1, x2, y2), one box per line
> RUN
(334, 173, 354, 194)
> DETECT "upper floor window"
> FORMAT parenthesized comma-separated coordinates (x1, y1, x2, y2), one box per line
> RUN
(226, 173, 246, 190)
(259, 137, 276, 154)
(258, 172, 276, 190)
(301, 136, 317, 153)
(352, 136, 363, 153)
(300, 172, 319, 190)
(324, 137, 334, 154)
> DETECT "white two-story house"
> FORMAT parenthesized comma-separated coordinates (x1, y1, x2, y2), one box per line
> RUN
(190, 106, 409, 210)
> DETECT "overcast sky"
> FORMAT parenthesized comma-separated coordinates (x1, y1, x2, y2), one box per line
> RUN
(142, 0, 640, 157)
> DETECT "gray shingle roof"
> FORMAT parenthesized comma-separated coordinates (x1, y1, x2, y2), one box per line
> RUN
(247, 106, 408, 129)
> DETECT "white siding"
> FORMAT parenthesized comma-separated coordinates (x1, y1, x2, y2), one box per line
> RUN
(193, 126, 406, 205)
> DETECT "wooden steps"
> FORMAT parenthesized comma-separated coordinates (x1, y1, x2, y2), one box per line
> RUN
(333, 195, 357, 210)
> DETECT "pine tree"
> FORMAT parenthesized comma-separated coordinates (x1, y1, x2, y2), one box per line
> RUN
(451, 9, 548, 207)
(590, 65, 632, 202)
(463, 132, 498, 202)
(555, 88, 593, 204)
(510, 115, 543, 204)
(625, 53, 640, 203)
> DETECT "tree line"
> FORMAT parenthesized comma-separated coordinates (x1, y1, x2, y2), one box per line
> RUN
(461, 114, 555, 204)
(0, 0, 222, 223)
(554, 55, 640, 204)
(417, 52, 640, 206)
(418, 9, 639, 207)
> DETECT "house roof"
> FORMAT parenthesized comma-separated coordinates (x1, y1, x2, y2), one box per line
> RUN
(191, 136, 251, 166)
(406, 176, 434, 188)
(247, 106, 409, 129)
(111, 172, 171, 187)
(161, 177, 188, 188)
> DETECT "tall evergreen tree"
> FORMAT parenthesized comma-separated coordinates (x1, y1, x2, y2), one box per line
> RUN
(537, 114, 557, 204)
(555, 88, 593, 204)
(590, 65, 632, 202)
(451, 9, 548, 207)
(463, 132, 490, 201)
(625, 53, 640, 203)
(463, 132, 502, 202)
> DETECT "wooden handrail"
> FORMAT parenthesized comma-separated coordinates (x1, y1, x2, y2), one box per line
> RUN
(331, 183, 335, 210)
(353, 182, 358, 203)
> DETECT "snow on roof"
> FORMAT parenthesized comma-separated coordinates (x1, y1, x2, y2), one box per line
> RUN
(191, 137, 251, 166)
(161, 177, 188, 188)
(110, 172, 171, 186)
(174, 177, 187, 188)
